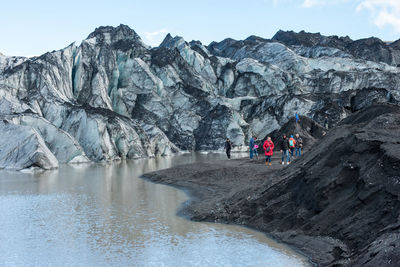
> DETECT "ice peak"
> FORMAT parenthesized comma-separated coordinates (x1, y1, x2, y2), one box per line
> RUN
(390, 39, 400, 49)
(272, 30, 324, 46)
(189, 40, 203, 47)
(245, 35, 268, 43)
(86, 24, 145, 47)
(159, 34, 186, 49)
(352, 36, 386, 46)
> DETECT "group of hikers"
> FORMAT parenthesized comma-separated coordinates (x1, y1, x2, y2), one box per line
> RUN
(224, 113, 307, 164)
(224, 133, 303, 165)
(249, 134, 303, 165)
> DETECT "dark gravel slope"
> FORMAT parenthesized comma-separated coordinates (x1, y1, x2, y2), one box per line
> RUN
(144, 104, 400, 266)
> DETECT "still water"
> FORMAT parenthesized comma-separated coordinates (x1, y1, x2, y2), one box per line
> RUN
(0, 153, 310, 267)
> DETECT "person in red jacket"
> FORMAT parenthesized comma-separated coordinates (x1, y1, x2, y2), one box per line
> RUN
(263, 136, 274, 166)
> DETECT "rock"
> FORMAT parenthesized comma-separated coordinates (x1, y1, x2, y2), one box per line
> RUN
(0, 120, 58, 170)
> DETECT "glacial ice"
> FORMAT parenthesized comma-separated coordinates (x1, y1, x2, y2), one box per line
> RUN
(0, 121, 58, 170)
(0, 25, 399, 170)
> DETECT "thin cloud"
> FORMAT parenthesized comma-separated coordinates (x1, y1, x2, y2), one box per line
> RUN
(141, 29, 169, 47)
(265, 0, 348, 8)
(302, 0, 319, 8)
(301, 0, 350, 8)
(274, 0, 400, 35)
(357, 0, 400, 33)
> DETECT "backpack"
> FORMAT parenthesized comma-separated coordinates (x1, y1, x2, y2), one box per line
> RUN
(289, 139, 294, 147)
(297, 138, 303, 146)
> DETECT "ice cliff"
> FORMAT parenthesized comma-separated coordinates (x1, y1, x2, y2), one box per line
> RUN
(0, 24, 399, 170)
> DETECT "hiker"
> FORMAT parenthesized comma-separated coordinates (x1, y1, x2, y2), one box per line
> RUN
(225, 138, 232, 159)
(263, 136, 274, 166)
(280, 134, 291, 165)
(295, 133, 303, 156)
(249, 136, 257, 159)
(295, 112, 300, 124)
(253, 143, 259, 160)
(289, 135, 296, 157)
(324, 115, 329, 129)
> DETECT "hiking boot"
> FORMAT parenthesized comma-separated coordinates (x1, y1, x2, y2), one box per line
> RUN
(287, 162, 290, 165)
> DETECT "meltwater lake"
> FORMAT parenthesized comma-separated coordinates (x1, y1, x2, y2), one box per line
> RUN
(0, 153, 310, 266)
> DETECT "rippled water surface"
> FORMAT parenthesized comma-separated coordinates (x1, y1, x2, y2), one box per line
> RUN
(0, 153, 310, 266)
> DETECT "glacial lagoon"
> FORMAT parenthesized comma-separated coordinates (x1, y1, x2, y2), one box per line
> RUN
(0, 153, 310, 266)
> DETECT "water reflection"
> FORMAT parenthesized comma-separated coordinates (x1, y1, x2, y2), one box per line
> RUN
(0, 153, 309, 266)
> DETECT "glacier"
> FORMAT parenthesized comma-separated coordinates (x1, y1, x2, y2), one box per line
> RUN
(0, 24, 399, 170)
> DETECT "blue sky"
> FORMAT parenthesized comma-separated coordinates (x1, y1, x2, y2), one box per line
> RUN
(1, 0, 400, 56)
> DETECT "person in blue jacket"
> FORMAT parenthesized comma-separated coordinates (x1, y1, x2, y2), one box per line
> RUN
(295, 112, 300, 124)
(249, 136, 257, 159)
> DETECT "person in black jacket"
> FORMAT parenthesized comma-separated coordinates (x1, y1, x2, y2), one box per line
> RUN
(295, 133, 303, 157)
(280, 134, 290, 164)
(224, 138, 232, 159)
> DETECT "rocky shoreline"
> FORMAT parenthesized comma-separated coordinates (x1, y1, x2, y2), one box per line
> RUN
(143, 158, 333, 266)
(144, 104, 400, 266)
